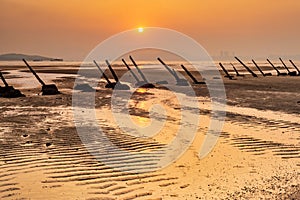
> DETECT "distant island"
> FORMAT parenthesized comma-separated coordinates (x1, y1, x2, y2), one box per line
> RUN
(0, 53, 63, 61)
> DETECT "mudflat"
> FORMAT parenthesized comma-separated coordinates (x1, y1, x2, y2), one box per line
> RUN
(0, 64, 299, 199)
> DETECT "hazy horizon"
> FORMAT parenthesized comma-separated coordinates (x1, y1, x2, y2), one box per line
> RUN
(1, 0, 300, 60)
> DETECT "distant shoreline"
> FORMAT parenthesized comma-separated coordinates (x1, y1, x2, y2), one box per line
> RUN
(0, 53, 63, 61)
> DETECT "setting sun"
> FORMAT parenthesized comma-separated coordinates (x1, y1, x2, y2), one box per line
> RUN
(138, 27, 144, 33)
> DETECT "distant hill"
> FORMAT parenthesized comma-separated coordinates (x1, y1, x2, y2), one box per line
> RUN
(0, 53, 63, 61)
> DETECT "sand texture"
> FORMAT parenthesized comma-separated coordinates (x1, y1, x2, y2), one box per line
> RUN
(0, 63, 299, 199)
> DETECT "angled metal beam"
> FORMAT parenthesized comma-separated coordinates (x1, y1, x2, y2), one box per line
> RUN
(234, 57, 258, 77)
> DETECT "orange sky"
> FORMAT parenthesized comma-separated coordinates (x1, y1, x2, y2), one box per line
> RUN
(1, 0, 300, 60)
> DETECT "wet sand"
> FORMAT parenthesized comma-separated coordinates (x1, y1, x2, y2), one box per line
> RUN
(0, 64, 299, 199)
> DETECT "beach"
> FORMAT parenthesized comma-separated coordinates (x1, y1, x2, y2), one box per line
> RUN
(0, 61, 299, 199)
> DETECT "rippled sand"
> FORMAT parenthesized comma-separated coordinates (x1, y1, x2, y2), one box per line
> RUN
(0, 63, 299, 199)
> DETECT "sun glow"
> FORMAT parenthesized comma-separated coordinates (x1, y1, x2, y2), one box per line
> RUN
(138, 27, 144, 33)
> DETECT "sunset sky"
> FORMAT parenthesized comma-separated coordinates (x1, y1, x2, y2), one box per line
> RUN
(1, 0, 300, 60)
